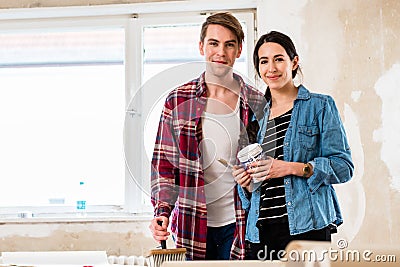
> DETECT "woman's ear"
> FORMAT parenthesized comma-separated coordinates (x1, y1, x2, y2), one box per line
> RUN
(292, 55, 299, 70)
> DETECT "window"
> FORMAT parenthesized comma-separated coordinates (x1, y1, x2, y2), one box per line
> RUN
(0, 17, 129, 217)
(0, 9, 255, 219)
(126, 12, 255, 209)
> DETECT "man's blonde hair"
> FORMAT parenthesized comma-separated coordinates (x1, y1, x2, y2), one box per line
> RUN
(200, 12, 244, 45)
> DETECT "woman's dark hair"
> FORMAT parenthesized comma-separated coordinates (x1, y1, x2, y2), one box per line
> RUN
(253, 31, 299, 79)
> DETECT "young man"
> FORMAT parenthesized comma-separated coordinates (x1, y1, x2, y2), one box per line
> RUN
(149, 12, 265, 260)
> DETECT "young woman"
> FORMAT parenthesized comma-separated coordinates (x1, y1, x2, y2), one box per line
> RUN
(233, 31, 354, 260)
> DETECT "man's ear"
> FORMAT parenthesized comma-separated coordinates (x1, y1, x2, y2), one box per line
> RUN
(236, 43, 243, 58)
(199, 41, 205, 56)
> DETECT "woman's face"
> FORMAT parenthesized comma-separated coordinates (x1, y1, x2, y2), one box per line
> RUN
(257, 42, 298, 91)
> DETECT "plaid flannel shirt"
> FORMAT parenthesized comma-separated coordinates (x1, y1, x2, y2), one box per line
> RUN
(151, 71, 265, 260)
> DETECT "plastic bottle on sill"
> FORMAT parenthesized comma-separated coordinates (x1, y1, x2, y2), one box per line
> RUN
(76, 181, 87, 217)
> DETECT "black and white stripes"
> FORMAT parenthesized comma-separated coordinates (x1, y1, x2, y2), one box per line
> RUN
(257, 109, 292, 226)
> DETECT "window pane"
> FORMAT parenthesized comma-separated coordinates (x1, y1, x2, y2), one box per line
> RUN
(143, 23, 248, 82)
(0, 29, 125, 207)
(142, 21, 249, 163)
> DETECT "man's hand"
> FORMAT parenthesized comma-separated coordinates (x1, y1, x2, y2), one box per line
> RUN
(149, 216, 170, 243)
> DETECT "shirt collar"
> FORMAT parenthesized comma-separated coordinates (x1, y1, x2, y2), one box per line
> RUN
(196, 72, 208, 97)
(296, 84, 310, 100)
(262, 84, 310, 113)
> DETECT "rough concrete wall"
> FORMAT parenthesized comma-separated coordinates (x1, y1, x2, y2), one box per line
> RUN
(0, 220, 157, 256)
(302, 0, 400, 249)
(258, 0, 400, 249)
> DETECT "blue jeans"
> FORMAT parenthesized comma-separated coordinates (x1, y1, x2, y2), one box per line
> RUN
(205, 222, 235, 260)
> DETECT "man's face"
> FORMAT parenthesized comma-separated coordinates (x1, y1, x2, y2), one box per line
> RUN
(199, 24, 242, 76)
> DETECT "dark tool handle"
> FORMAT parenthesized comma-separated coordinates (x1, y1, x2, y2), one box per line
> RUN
(157, 220, 167, 249)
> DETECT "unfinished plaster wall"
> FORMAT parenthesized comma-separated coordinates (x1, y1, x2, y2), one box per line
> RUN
(258, 0, 400, 249)
(0, 0, 399, 255)
(0, 220, 156, 256)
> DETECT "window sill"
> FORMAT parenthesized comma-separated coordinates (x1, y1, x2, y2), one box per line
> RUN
(0, 212, 153, 224)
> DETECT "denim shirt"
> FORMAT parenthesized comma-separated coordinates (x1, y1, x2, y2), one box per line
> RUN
(238, 85, 354, 243)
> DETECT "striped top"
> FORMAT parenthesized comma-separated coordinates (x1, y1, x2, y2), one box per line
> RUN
(257, 109, 292, 227)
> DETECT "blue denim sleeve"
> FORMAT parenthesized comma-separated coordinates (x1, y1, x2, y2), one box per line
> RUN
(307, 96, 354, 193)
(237, 184, 251, 211)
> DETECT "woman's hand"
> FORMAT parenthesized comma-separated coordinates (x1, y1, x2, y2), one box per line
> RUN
(248, 158, 298, 181)
(232, 165, 252, 189)
(246, 156, 274, 182)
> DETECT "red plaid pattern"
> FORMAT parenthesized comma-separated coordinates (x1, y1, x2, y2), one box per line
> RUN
(151, 72, 265, 260)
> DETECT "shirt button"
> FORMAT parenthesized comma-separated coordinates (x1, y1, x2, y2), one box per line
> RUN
(256, 210, 259, 215)
(287, 202, 292, 206)
(285, 181, 290, 185)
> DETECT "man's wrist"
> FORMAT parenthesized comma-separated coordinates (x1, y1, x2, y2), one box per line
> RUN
(155, 204, 171, 218)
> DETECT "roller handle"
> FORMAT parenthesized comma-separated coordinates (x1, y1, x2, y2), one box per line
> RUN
(157, 220, 167, 249)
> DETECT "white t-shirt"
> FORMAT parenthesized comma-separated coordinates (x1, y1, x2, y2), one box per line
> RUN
(200, 99, 240, 227)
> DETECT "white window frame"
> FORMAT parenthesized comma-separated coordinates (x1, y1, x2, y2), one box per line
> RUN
(130, 11, 256, 214)
(0, 15, 132, 218)
(0, 1, 257, 220)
